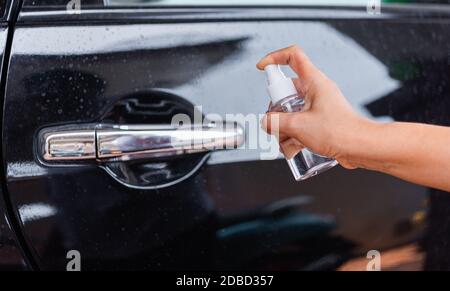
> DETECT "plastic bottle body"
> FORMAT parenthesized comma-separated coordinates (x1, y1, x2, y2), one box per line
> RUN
(269, 94, 338, 181)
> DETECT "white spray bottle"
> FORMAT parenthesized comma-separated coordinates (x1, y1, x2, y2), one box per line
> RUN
(264, 64, 338, 181)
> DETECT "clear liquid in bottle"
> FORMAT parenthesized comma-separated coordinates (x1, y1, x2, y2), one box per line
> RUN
(268, 86, 338, 181)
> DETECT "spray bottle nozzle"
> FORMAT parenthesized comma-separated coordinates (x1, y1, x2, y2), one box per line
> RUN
(264, 64, 287, 85)
(263, 64, 298, 104)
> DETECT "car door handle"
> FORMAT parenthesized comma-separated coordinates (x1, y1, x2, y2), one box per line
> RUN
(39, 122, 244, 163)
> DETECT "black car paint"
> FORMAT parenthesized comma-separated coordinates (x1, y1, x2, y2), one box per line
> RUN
(0, 0, 33, 270)
(0, 2, 449, 270)
(0, 21, 29, 264)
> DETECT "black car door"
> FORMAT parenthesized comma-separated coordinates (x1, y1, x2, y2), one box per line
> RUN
(0, 0, 31, 270)
(2, 0, 449, 270)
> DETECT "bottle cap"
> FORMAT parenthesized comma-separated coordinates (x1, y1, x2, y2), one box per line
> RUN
(264, 64, 298, 104)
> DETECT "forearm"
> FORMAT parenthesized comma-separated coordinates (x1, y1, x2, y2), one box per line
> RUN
(343, 119, 450, 192)
(257, 45, 450, 191)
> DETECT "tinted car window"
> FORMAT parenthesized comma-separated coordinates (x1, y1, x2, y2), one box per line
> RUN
(106, 0, 450, 5)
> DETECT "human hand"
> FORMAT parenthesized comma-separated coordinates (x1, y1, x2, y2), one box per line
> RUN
(257, 45, 371, 169)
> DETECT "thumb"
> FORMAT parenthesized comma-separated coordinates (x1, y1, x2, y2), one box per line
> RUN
(261, 111, 304, 138)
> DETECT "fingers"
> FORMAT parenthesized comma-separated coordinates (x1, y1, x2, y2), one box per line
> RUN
(291, 78, 312, 106)
(337, 159, 358, 170)
(261, 111, 303, 138)
(280, 138, 304, 159)
(260, 113, 304, 159)
(256, 45, 319, 79)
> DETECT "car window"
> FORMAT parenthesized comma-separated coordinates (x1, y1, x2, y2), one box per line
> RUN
(106, 0, 450, 6)
(106, 0, 368, 6)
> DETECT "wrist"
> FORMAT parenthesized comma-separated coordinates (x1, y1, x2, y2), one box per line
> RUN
(335, 116, 381, 170)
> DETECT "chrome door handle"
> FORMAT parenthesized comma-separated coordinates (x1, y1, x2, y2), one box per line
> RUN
(39, 122, 244, 163)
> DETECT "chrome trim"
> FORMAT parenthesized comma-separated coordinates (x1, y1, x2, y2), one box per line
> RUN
(97, 123, 244, 161)
(42, 129, 96, 161)
(39, 123, 244, 163)
(18, 7, 395, 23)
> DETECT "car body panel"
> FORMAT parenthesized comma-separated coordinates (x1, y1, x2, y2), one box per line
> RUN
(1, 4, 450, 270)
(0, 0, 31, 270)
